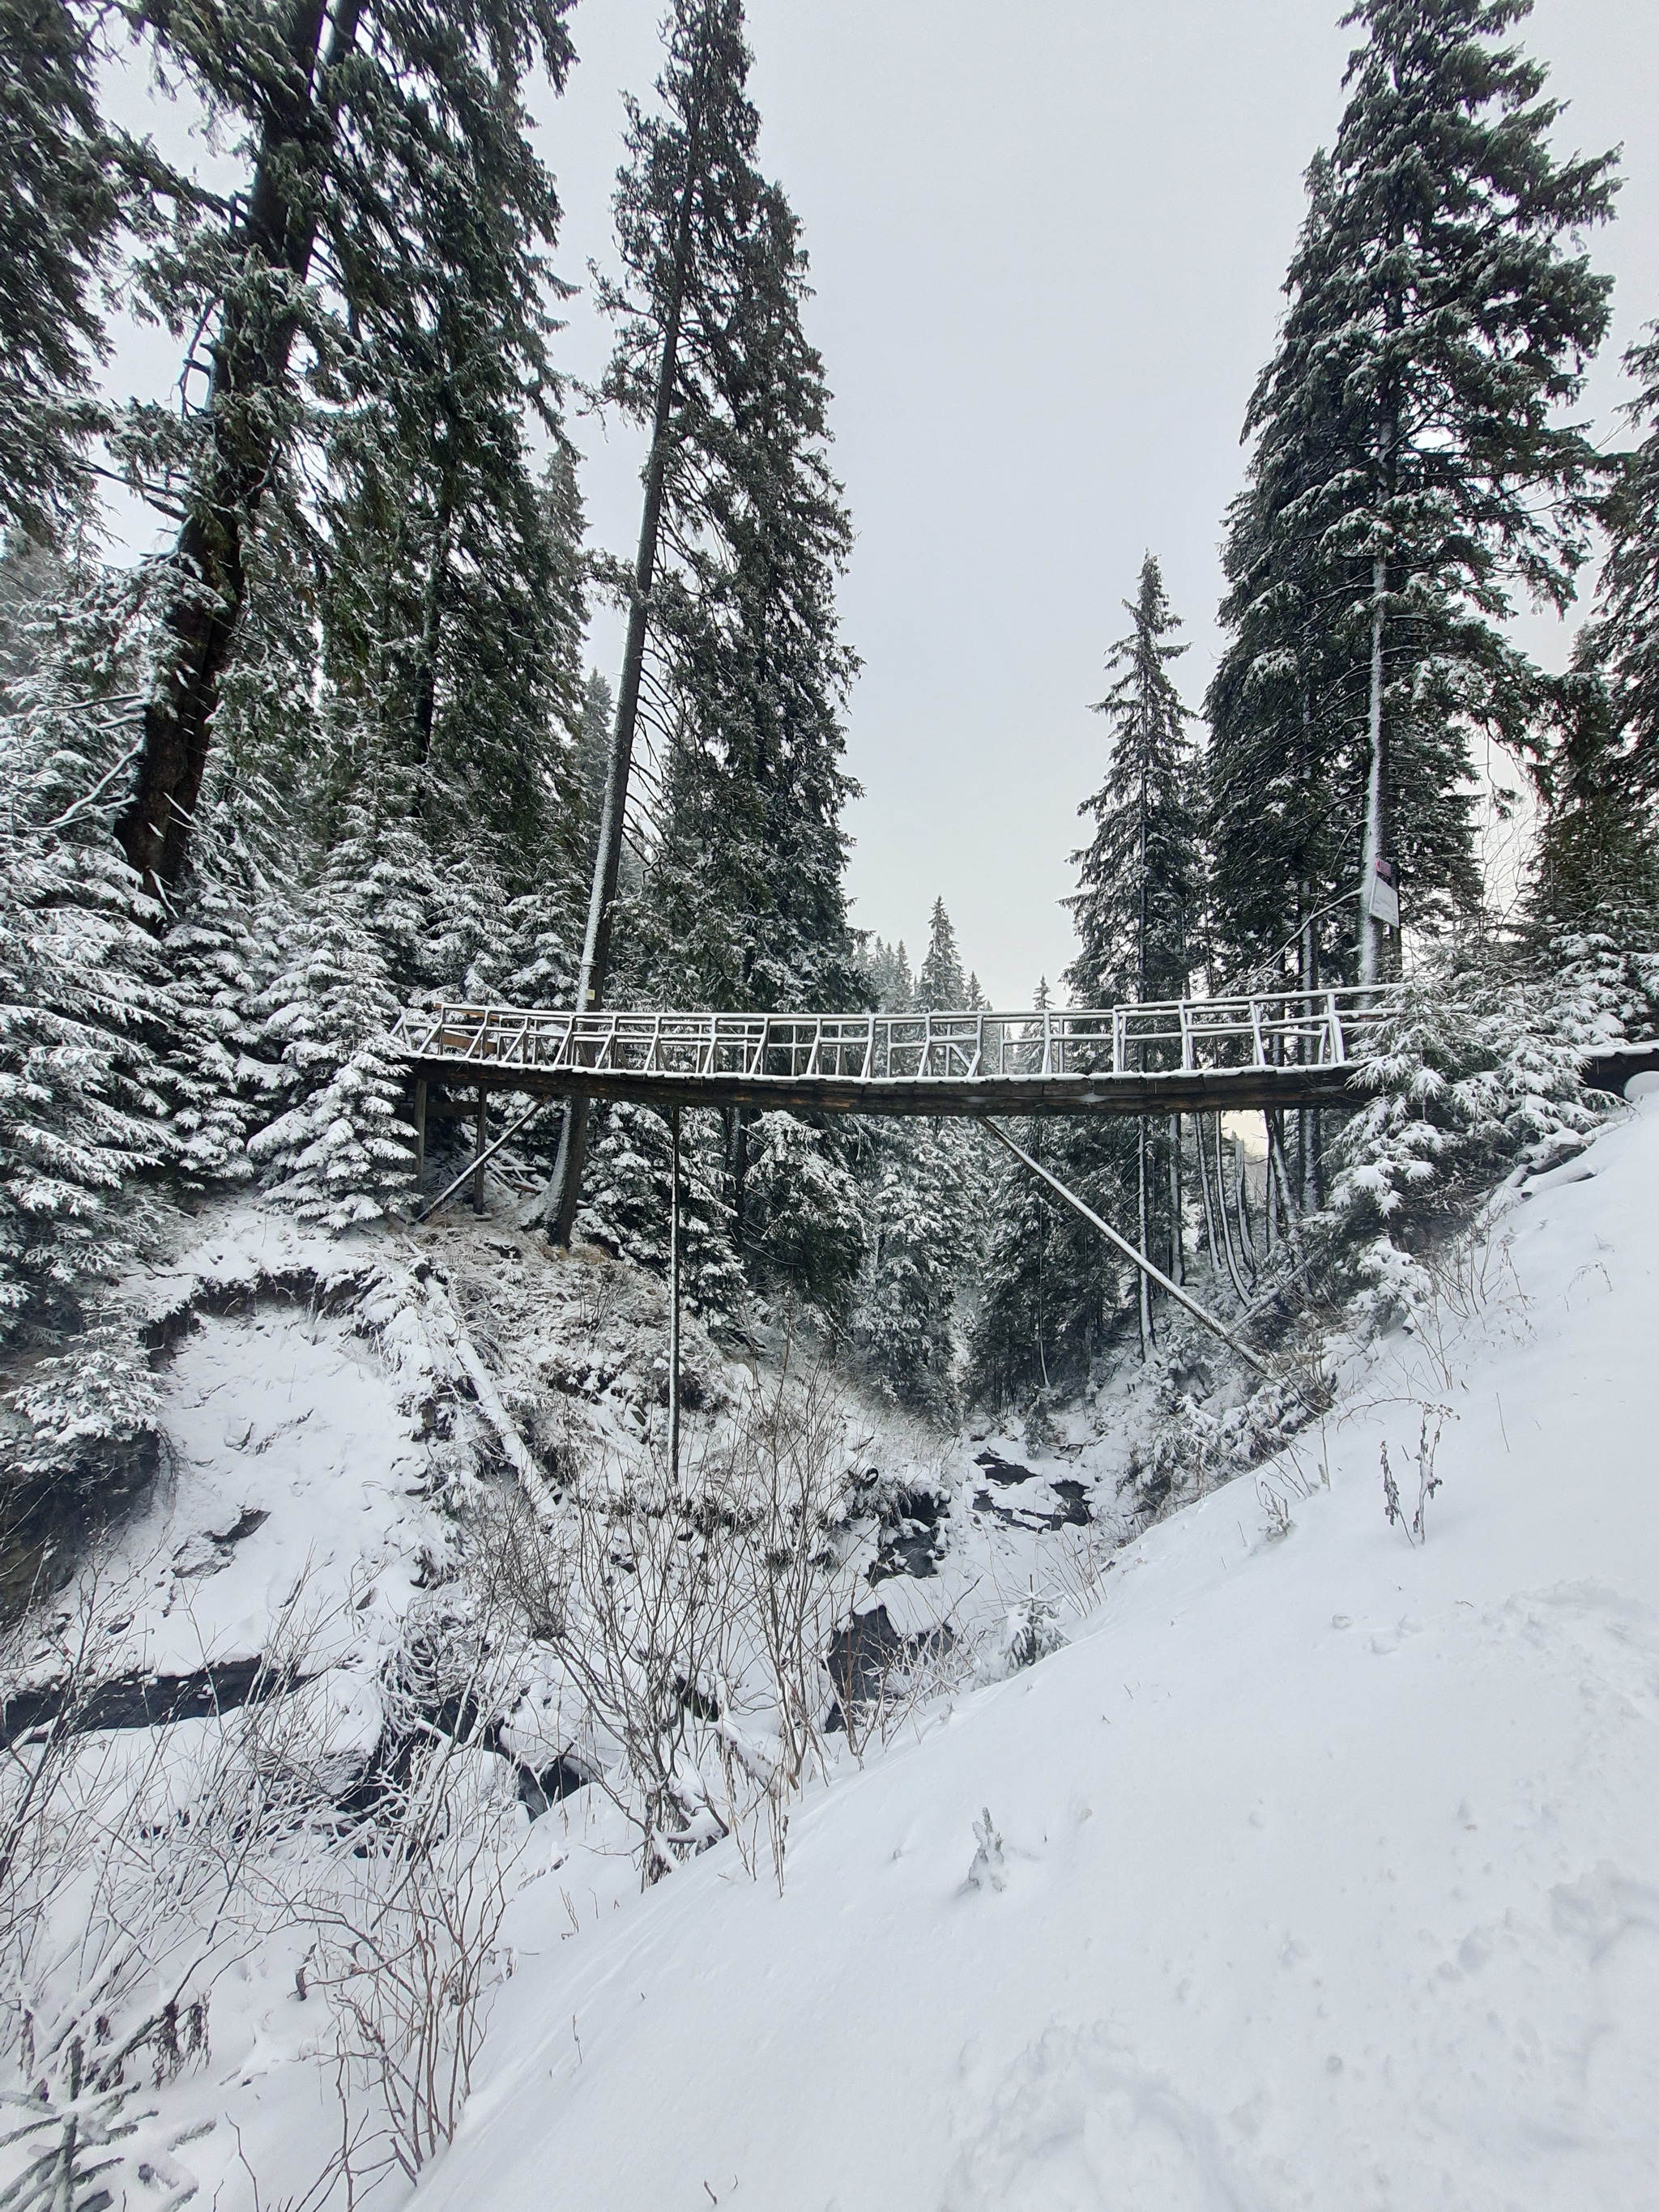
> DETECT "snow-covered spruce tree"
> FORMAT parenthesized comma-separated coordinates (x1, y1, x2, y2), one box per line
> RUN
(861, 936, 915, 1012)
(1068, 556, 1201, 1008)
(1313, 953, 1625, 1328)
(1221, 0, 1616, 987)
(1526, 661, 1659, 949)
(970, 987, 1125, 1405)
(972, 1111, 1060, 1409)
(559, 2, 864, 1307)
(847, 897, 986, 1408)
(161, 860, 279, 1188)
(550, 0, 864, 1243)
(110, 0, 576, 903)
(318, 347, 588, 891)
(638, 171, 861, 1023)
(1206, 467, 1350, 995)
(153, 491, 322, 1187)
(851, 1115, 974, 1420)
(574, 1105, 748, 1323)
(739, 1110, 865, 1322)
(0, 566, 174, 1468)
(0, 0, 123, 542)
(1575, 322, 1659, 805)
(574, 670, 616, 867)
(247, 841, 413, 1230)
(915, 898, 967, 1012)
(1061, 556, 1200, 1358)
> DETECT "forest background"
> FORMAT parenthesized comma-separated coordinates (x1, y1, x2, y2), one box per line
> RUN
(4, 0, 1659, 1479)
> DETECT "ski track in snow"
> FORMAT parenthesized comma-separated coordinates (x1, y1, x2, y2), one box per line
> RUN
(403, 1091, 1659, 2212)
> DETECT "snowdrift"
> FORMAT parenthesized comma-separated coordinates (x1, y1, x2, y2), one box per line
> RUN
(414, 1088, 1659, 2211)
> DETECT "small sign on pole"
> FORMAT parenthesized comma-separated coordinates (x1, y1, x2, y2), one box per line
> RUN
(1364, 857, 1400, 931)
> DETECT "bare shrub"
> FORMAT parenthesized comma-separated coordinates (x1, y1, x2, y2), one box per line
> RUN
(300, 1591, 525, 2201)
(492, 1352, 864, 1891)
(1380, 1407, 1448, 1545)
(0, 1566, 348, 2208)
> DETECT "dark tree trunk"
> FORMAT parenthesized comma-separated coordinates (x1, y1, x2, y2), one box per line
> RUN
(115, 0, 364, 901)
(547, 46, 708, 1246)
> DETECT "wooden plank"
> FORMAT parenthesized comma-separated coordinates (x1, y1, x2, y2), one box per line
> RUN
(399, 1058, 1370, 1117)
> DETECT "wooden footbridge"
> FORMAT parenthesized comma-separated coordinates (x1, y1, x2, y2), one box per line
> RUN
(391, 985, 1657, 1425)
(391, 985, 1408, 1120)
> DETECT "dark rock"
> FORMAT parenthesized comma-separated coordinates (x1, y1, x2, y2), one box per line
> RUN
(868, 1483, 949, 1583)
(516, 1754, 593, 1819)
(824, 1604, 956, 1728)
(974, 1450, 1036, 1486)
(972, 1476, 1093, 1533)
(1, 1653, 302, 1748)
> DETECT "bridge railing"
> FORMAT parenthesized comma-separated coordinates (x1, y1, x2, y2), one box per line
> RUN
(390, 986, 1404, 1085)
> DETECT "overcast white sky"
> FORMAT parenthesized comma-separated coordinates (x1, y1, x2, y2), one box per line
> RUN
(106, 1, 1659, 1005)
(535, 0, 1659, 1003)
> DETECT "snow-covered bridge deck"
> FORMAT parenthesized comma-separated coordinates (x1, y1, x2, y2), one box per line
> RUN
(391, 987, 1409, 1116)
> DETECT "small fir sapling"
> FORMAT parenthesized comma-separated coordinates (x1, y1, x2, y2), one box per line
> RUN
(1003, 1583, 1066, 1673)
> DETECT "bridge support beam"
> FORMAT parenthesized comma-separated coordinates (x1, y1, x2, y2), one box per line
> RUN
(413, 1096, 552, 1225)
(983, 1119, 1267, 1378)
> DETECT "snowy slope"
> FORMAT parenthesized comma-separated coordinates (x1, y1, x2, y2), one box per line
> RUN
(412, 1088, 1659, 2212)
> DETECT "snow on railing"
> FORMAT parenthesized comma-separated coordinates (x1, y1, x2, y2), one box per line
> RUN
(389, 986, 1405, 1085)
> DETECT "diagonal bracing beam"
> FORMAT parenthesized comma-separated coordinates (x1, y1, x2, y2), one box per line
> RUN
(415, 1096, 552, 1224)
(983, 1119, 1267, 1376)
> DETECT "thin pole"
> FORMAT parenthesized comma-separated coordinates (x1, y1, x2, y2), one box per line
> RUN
(1135, 1118, 1152, 1359)
(416, 1095, 550, 1224)
(547, 22, 715, 1248)
(983, 1119, 1267, 1375)
(1359, 551, 1387, 987)
(472, 1089, 488, 1215)
(1213, 1115, 1252, 1304)
(668, 1104, 682, 1487)
(412, 1077, 427, 1191)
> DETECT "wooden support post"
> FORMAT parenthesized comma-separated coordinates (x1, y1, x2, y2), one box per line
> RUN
(416, 1096, 550, 1225)
(472, 1089, 488, 1216)
(668, 1104, 682, 1489)
(413, 1078, 428, 1191)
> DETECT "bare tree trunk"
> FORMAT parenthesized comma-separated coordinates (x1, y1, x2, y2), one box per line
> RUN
(1196, 1110, 1222, 1286)
(115, 0, 365, 902)
(1233, 1132, 1256, 1285)
(1167, 1112, 1183, 1285)
(547, 49, 710, 1246)
(1298, 896, 1316, 1210)
(1267, 1110, 1307, 1273)
(1212, 1116, 1251, 1305)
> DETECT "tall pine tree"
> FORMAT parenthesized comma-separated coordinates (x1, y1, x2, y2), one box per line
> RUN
(1066, 556, 1200, 1008)
(1582, 324, 1659, 803)
(915, 897, 968, 1011)
(0, 0, 122, 541)
(552, 0, 860, 1292)
(1062, 557, 1199, 1357)
(112, 0, 576, 901)
(1213, 0, 1617, 983)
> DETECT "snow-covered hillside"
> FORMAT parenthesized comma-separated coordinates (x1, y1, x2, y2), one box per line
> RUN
(412, 1085, 1659, 2212)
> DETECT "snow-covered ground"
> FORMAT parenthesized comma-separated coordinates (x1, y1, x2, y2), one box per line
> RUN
(7, 1094, 1657, 2210)
(408, 1085, 1659, 2212)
